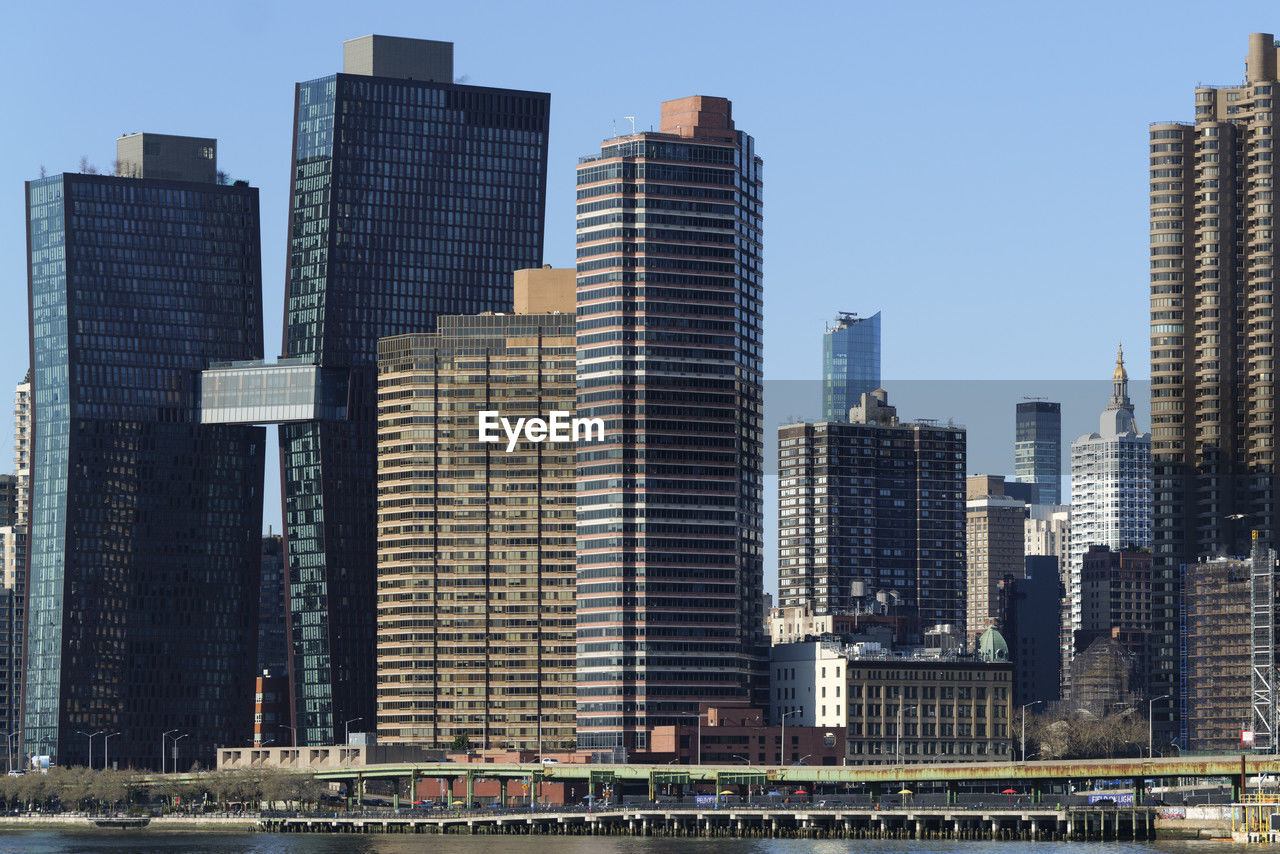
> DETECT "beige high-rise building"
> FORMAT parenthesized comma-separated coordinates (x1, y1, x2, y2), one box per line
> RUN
(965, 475, 1026, 648)
(1149, 32, 1280, 741)
(13, 379, 29, 527)
(375, 268, 577, 752)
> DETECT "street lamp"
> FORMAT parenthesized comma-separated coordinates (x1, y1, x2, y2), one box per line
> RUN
(161, 730, 178, 774)
(344, 717, 363, 746)
(75, 731, 103, 769)
(1149, 695, 1170, 758)
(103, 733, 120, 771)
(779, 709, 799, 766)
(279, 724, 296, 748)
(732, 755, 761, 805)
(1021, 701, 1042, 763)
(172, 734, 190, 773)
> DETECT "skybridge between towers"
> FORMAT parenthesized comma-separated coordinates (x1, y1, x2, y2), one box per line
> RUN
(198, 359, 351, 424)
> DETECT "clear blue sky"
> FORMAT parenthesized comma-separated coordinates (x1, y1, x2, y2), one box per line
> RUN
(0, 1, 1274, 551)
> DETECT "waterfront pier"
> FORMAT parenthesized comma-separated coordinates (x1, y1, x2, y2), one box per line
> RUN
(262, 805, 1156, 841)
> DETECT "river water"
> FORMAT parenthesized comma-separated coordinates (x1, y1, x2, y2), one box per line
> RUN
(0, 836, 1245, 853)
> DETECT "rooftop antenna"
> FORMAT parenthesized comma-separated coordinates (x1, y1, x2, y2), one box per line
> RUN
(624, 116, 636, 134)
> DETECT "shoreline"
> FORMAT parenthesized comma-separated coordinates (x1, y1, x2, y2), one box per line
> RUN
(0, 815, 261, 833)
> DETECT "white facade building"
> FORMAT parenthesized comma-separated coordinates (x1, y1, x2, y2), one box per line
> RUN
(770, 641, 849, 729)
(1067, 346, 1152, 645)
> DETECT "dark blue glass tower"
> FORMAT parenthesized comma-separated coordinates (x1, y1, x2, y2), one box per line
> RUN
(24, 136, 264, 770)
(1015, 400, 1062, 505)
(822, 311, 881, 422)
(280, 36, 549, 745)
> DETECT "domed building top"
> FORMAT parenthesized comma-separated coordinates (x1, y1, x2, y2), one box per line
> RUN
(977, 627, 1008, 663)
(1112, 343, 1128, 383)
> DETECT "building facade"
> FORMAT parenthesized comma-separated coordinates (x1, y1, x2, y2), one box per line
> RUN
(1077, 546, 1152, 656)
(998, 555, 1062, 708)
(1068, 348, 1152, 680)
(24, 136, 265, 769)
(778, 389, 966, 626)
(771, 640, 1013, 765)
(965, 475, 1026, 648)
(258, 534, 287, 678)
(822, 312, 881, 422)
(573, 96, 766, 754)
(0, 380, 31, 757)
(1015, 401, 1061, 505)
(1148, 32, 1280, 739)
(375, 270, 577, 753)
(279, 35, 550, 745)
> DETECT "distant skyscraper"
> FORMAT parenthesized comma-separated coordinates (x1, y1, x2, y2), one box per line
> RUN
(1014, 401, 1061, 505)
(778, 390, 966, 627)
(376, 268, 577, 752)
(1068, 347, 1152, 669)
(13, 379, 29, 527)
(24, 134, 265, 769)
(965, 475, 1026, 648)
(0, 379, 31, 758)
(823, 311, 881, 422)
(277, 35, 550, 745)
(574, 96, 766, 754)
(257, 535, 286, 678)
(1149, 31, 1280, 742)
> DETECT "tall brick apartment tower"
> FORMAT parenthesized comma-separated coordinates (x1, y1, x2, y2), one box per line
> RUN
(1149, 33, 1280, 743)
(573, 97, 766, 756)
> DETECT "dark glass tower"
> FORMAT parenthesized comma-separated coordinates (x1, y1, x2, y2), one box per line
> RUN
(24, 135, 264, 769)
(574, 96, 765, 754)
(281, 36, 549, 745)
(822, 311, 881, 422)
(1014, 400, 1061, 505)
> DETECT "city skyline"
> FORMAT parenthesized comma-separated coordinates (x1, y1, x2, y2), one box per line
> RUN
(3, 9, 1279, 779)
(2, 7, 1273, 548)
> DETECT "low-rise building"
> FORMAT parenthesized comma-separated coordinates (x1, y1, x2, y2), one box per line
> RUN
(771, 637, 1013, 765)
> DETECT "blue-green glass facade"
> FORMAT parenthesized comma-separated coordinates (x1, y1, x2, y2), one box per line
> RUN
(822, 311, 880, 422)
(280, 72, 549, 745)
(1015, 401, 1061, 505)
(24, 173, 264, 770)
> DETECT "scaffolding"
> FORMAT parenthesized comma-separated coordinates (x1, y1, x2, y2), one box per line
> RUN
(1185, 555, 1252, 751)
(1251, 533, 1278, 753)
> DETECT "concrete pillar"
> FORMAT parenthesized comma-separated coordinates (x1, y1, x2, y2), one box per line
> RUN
(466, 773, 475, 809)
(946, 781, 959, 805)
(356, 774, 364, 809)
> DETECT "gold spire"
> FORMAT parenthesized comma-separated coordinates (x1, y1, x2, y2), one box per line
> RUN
(1113, 342, 1127, 382)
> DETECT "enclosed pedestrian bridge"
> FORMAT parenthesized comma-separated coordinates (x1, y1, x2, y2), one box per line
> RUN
(199, 359, 350, 424)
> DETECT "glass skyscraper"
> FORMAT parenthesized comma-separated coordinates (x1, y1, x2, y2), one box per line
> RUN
(822, 311, 881, 422)
(1014, 400, 1062, 505)
(574, 96, 766, 754)
(279, 36, 549, 745)
(24, 135, 265, 769)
